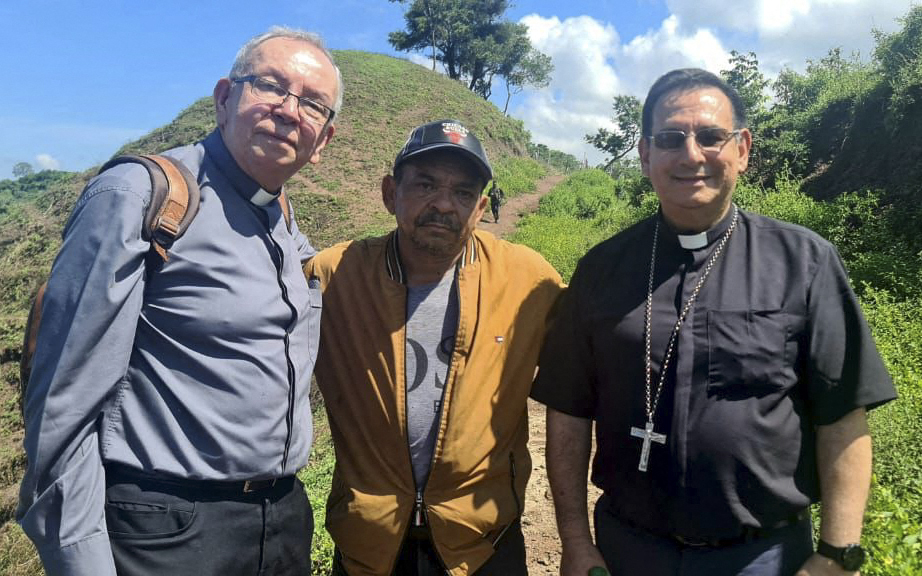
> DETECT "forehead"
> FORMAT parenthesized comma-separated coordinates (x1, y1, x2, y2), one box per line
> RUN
(402, 151, 482, 183)
(652, 87, 734, 128)
(248, 37, 334, 80)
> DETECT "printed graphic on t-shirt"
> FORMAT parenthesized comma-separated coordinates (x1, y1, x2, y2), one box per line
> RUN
(407, 336, 452, 394)
(405, 272, 459, 487)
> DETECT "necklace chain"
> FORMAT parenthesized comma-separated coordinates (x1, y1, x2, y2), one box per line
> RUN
(643, 207, 739, 421)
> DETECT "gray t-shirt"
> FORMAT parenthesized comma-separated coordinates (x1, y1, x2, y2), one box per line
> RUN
(405, 270, 458, 488)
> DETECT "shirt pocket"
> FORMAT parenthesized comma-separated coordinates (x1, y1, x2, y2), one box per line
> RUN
(706, 309, 794, 395)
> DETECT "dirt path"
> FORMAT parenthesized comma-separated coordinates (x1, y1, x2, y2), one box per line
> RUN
(477, 173, 566, 235)
(479, 172, 600, 574)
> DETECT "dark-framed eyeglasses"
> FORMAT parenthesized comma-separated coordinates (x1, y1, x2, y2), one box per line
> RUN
(649, 127, 740, 151)
(232, 75, 335, 127)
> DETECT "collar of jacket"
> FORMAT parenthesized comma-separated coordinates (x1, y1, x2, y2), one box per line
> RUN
(384, 230, 478, 285)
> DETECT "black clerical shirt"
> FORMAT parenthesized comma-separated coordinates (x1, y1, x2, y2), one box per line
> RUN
(533, 206, 896, 540)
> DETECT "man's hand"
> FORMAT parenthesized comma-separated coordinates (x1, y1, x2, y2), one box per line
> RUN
(795, 552, 859, 576)
(560, 539, 609, 576)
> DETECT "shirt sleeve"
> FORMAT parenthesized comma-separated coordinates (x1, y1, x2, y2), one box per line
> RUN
(806, 243, 896, 425)
(531, 260, 597, 418)
(17, 165, 151, 576)
(287, 199, 317, 263)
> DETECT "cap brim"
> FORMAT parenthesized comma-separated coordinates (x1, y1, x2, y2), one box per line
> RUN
(396, 144, 493, 183)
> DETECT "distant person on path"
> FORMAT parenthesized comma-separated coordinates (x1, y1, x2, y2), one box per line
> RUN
(306, 119, 564, 575)
(488, 180, 505, 222)
(534, 69, 896, 576)
(18, 26, 341, 576)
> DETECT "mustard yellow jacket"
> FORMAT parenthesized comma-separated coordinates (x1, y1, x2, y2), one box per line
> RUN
(305, 229, 563, 576)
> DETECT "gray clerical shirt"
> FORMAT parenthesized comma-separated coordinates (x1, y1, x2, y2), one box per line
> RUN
(17, 130, 320, 575)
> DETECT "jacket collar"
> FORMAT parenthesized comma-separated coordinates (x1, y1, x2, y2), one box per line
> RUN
(385, 230, 478, 285)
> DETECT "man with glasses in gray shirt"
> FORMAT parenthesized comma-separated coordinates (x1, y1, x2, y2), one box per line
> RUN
(18, 26, 341, 576)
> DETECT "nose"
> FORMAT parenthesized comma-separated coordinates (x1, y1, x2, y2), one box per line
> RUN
(678, 133, 706, 164)
(429, 186, 457, 211)
(273, 94, 301, 124)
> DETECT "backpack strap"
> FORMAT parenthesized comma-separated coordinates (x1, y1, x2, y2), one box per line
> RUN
(98, 154, 201, 262)
(279, 188, 292, 231)
(19, 282, 46, 403)
(20, 154, 201, 407)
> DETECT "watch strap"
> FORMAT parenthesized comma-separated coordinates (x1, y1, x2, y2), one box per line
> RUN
(817, 539, 865, 571)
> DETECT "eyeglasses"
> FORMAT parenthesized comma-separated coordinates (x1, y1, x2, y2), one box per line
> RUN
(649, 128, 740, 151)
(232, 75, 335, 127)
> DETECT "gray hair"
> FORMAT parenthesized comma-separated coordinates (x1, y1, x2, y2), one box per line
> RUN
(230, 26, 344, 114)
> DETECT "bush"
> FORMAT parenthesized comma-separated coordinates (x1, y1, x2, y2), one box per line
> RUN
(511, 169, 649, 282)
(490, 157, 546, 199)
(510, 214, 605, 282)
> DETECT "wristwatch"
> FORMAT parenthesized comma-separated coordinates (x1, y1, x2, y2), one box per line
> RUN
(817, 539, 866, 571)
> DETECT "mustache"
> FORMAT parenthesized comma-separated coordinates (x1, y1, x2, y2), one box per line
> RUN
(416, 212, 460, 231)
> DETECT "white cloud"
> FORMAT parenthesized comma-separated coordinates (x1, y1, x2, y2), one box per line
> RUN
(407, 52, 439, 70)
(618, 16, 730, 95)
(514, 14, 731, 166)
(513, 14, 623, 164)
(511, 2, 914, 167)
(666, 0, 914, 73)
(35, 154, 60, 171)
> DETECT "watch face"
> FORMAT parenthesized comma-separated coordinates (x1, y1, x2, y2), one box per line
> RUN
(841, 545, 866, 571)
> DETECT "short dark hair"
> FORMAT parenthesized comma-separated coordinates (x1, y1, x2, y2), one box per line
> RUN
(641, 68, 747, 136)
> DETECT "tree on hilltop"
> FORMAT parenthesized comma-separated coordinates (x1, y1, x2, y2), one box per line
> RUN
(388, 0, 552, 104)
(13, 162, 34, 179)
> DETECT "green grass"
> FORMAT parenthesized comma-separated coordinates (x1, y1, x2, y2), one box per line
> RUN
(491, 156, 547, 199)
(299, 406, 336, 574)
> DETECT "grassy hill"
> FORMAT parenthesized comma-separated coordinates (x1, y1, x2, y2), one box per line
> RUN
(0, 50, 553, 573)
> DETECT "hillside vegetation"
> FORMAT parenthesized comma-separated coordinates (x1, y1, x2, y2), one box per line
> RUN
(0, 50, 560, 574)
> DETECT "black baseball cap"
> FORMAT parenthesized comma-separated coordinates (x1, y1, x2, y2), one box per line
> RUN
(393, 120, 493, 182)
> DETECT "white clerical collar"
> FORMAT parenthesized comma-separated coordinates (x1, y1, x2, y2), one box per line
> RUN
(249, 188, 280, 206)
(677, 232, 708, 250)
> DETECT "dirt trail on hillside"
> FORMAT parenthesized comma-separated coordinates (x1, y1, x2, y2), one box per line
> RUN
(477, 173, 565, 236)
(480, 172, 601, 575)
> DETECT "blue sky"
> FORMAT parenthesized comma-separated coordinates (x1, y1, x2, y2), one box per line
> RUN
(0, 0, 913, 178)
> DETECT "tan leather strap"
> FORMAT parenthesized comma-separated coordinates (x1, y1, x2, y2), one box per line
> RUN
(143, 155, 190, 261)
(279, 188, 291, 231)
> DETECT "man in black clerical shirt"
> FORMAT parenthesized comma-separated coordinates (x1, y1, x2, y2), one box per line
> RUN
(533, 69, 896, 576)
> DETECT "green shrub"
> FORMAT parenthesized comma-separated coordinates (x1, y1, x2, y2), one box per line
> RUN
(490, 157, 546, 199)
(863, 477, 922, 575)
(537, 170, 617, 220)
(510, 214, 605, 282)
(511, 169, 650, 281)
(299, 408, 337, 575)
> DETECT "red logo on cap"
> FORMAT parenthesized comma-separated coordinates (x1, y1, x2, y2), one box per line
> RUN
(441, 122, 469, 145)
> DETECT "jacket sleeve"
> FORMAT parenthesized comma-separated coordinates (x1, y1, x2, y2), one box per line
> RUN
(17, 165, 151, 576)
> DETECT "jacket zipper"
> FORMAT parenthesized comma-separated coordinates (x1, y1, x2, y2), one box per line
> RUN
(488, 452, 522, 548)
(401, 266, 462, 572)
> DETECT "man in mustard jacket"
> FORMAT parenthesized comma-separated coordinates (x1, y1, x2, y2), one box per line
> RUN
(306, 119, 563, 576)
